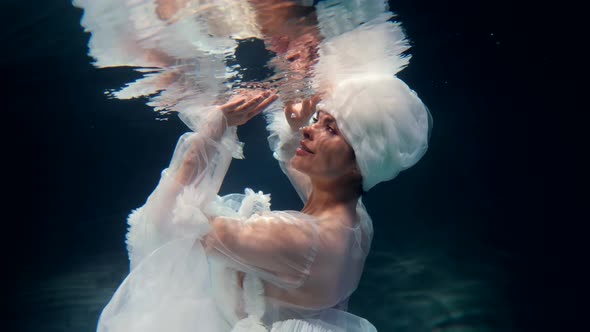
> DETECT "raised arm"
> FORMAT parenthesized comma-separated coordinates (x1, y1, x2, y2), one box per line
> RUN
(267, 96, 320, 202)
(174, 91, 278, 185)
(126, 91, 277, 269)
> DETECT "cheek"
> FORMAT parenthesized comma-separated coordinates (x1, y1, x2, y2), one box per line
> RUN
(321, 139, 355, 169)
(332, 150, 355, 170)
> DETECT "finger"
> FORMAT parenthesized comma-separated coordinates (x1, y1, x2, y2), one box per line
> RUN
(284, 100, 294, 114)
(301, 98, 315, 118)
(311, 94, 321, 107)
(235, 94, 265, 112)
(249, 94, 279, 117)
(305, 96, 321, 117)
(259, 93, 279, 109)
(219, 97, 246, 111)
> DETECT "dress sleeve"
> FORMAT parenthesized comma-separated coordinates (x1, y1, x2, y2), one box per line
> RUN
(265, 105, 312, 203)
(203, 210, 320, 289)
(126, 111, 243, 270)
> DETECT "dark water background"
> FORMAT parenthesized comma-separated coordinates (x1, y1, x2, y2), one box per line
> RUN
(3, 0, 569, 331)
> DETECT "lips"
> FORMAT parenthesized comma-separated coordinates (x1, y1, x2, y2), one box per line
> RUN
(300, 141, 314, 154)
(296, 141, 314, 157)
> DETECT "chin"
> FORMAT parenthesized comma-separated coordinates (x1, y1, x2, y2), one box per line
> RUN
(290, 155, 310, 175)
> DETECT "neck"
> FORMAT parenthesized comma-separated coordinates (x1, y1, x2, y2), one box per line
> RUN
(302, 175, 360, 217)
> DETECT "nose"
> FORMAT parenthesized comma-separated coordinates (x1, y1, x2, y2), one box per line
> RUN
(301, 125, 313, 140)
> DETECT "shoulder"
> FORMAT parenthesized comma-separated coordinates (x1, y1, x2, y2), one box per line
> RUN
(315, 210, 359, 253)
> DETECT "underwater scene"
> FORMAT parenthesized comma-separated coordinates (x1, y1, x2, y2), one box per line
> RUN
(4, 1, 559, 331)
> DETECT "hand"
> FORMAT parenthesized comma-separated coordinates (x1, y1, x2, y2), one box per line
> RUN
(219, 91, 278, 127)
(284, 95, 321, 131)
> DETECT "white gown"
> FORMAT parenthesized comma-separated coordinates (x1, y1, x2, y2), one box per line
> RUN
(71, 1, 401, 330)
(97, 108, 377, 332)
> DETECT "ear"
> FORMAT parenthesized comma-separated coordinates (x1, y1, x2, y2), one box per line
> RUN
(351, 164, 362, 178)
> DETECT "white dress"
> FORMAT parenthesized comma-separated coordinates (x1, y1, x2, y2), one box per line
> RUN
(96, 108, 377, 331)
(72, 1, 392, 330)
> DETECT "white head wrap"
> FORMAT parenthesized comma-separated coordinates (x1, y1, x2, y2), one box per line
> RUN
(313, 14, 432, 191)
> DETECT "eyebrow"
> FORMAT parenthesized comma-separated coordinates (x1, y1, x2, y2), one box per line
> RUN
(316, 110, 336, 124)
(317, 110, 335, 123)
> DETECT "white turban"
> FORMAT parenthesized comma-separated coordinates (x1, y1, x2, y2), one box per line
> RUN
(313, 13, 432, 191)
(318, 76, 431, 191)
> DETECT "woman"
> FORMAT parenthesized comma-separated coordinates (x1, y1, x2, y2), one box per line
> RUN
(103, 91, 374, 331)
(99, 75, 430, 332)
(90, 2, 431, 331)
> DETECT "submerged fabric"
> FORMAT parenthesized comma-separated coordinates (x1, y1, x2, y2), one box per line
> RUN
(98, 110, 376, 331)
(72, 1, 425, 331)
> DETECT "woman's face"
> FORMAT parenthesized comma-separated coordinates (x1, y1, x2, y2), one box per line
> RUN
(291, 110, 358, 179)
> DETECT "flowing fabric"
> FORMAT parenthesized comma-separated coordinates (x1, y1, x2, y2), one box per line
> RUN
(71, 1, 410, 331)
(98, 110, 376, 331)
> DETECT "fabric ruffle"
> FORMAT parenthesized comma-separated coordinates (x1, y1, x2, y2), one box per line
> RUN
(113, 179, 277, 331)
(98, 238, 228, 332)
